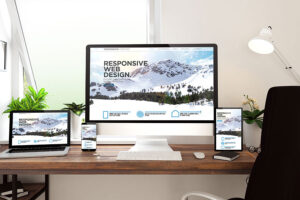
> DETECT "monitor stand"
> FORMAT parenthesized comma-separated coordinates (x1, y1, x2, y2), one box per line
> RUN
(129, 138, 174, 152)
(116, 138, 182, 160)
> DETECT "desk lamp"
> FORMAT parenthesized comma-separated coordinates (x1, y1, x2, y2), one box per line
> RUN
(248, 26, 300, 84)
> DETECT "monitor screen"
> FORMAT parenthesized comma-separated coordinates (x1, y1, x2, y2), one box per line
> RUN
(215, 108, 243, 151)
(86, 44, 218, 122)
(10, 111, 70, 147)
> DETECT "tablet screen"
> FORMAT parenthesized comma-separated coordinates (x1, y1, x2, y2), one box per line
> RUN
(215, 108, 243, 151)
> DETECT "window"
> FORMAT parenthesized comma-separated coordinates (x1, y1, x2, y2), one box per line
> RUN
(10, 0, 211, 143)
(16, 0, 149, 109)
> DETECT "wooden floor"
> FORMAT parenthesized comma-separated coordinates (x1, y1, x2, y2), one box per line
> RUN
(0, 144, 256, 175)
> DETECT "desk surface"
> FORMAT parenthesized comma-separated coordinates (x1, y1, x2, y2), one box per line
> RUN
(0, 144, 256, 175)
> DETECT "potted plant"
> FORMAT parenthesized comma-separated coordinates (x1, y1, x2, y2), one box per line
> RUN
(62, 103, 85, 139)
(3, 86, 48, 115)
(242, 95, 264, 147)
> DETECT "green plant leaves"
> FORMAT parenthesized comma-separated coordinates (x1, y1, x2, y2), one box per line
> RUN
(245, 119, 255, 124)
(242, 110, 252, 115)
(243, 108, 264, 129)
(253, 109, 264, 118)
(62, 102, 85, 116)
(2, 86, 49, 116)
(255, 119, 263, 128)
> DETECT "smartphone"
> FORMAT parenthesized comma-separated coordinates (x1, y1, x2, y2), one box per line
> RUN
(81, 123, 97, 151)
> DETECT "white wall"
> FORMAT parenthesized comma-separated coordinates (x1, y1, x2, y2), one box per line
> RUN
(41, 1, 300, 200)
(22, 174, 247, 200)
(99, 0, 300, 140)
(2, 0, 300, 200)
(0, 0, 12, 140)
(161, 0, 300, 110)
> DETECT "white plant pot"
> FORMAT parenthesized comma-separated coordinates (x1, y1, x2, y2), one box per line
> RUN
(71, 112, 82, 139)
(243, 122, 262, 147)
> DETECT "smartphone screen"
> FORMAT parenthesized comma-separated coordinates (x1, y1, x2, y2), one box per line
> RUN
(81, 124, 97, 151)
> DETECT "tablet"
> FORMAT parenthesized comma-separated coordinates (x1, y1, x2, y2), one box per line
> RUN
(215, 108, 243, 151)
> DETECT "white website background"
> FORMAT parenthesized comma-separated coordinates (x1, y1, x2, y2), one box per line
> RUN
(216, 109, 242, 150)
(81, 125, 97, 149)
(12, 113, 68, 146)
(89, 47, 215, 121)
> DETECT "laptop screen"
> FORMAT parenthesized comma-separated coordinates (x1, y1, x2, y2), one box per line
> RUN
(10, 111, 70, 147)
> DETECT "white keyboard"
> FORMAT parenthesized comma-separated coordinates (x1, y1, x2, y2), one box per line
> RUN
(117, 151, 182, 161)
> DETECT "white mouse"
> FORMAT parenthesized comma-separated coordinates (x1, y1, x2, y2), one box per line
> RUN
(193, 152, 205, 159)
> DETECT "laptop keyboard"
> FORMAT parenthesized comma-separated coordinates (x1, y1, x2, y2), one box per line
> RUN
(8, 146, 66, 153)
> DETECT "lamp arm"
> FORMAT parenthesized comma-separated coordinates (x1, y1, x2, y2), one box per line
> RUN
(273, 44, 300, 84)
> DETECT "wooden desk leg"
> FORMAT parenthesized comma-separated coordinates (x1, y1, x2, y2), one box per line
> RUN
(12, 175, 17, 200)
(3, 175, 7, 184)
(45, 175, 49, 200)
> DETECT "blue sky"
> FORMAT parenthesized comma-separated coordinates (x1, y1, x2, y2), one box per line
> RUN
(181, 50, 213, 65)
(145, 48, 213, 65)
(13, 113, 68, 128)
(37, 113, 67, 120)
(90, 47, 214, 83)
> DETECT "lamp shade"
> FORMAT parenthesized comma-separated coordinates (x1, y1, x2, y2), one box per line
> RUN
(248, 27, 274, 54)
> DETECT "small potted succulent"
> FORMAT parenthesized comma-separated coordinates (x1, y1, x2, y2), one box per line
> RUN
(242, 95, 264, 147)
(62, 103, 85, 139)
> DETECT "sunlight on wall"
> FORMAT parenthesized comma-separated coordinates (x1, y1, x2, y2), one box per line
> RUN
(16, 0, 148, 109)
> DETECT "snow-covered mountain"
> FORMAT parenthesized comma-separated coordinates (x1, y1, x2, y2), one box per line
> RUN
(217, 116, 241, 132)
(131, 60, 200, 83)
(13, 118, 68, 135)
(82, 128, 96, 139)
(90, 59, 213, 98)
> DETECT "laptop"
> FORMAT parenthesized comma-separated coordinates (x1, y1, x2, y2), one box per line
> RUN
(0, 110, 70, 159)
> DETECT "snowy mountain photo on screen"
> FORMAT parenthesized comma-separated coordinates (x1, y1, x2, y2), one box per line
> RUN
(216, 109, 242, 137)
(82, 125, 96, 141)
(12, 113, 68, 145)
(215, 109, 242, 150)
(89, 47, 215, 120)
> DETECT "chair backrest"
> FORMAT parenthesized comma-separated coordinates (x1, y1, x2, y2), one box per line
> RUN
(245, 86, 300, 200)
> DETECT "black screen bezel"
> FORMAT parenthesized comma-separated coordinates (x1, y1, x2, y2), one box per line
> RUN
(9, 110, 71, 148)
(85, 44, 218, 123)
(81, 123, 97, 151)
(214, 107, 243, 151)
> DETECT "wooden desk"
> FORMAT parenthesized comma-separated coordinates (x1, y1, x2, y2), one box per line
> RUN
(0, 144, 256, 175)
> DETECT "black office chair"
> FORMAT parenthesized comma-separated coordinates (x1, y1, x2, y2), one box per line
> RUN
(181, 86, 300, 200)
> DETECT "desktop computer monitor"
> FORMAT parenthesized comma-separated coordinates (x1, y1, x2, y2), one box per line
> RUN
(86, 44, 218, 123)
